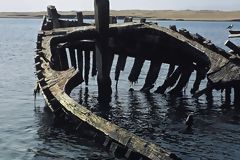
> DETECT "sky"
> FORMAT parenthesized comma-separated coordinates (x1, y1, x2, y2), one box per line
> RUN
(0, 0, 240, 12)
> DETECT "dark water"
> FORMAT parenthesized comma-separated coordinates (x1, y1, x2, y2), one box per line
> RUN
(1, 18, 240, 160)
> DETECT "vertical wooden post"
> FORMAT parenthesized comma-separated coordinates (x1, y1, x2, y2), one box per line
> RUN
(169, 65, 193, 94)
(94, 0, 109, 33)
(155, 66, 181, 94)
(69, 48, 77, 69)
(77, 48, 84, 82)
(115, 55, 127, 82)
(110, 16, 117, 24)
(124, 17, 133, 23)
(91, 49, 97, 77)
(94, 0, 113, 105)
(141, 61, 161, 92)
(225, 87, 231, 105)
(234, 84, 240, 106)
(58, 48, 69, 70)
(166, 64, 175, 78)
(76, 11, 83, 26)
(191, 67, 206, 94)
(206, 82, 213, 103)
(140, 18, 146, 23)
(47, 5, 60, 28)
(128, 58, 145, 83)
(84, 50, 91, 85)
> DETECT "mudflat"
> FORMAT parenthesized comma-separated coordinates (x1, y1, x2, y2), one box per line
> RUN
(0, 10, 239, 21)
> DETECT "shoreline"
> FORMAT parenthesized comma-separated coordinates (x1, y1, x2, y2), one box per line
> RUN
(0, 10, 240, 21)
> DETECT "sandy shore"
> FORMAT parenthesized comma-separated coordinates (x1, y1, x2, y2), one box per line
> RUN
(0, 10, 240, 21)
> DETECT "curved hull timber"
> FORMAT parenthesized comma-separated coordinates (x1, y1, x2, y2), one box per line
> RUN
(36, 24, 178, 160)
(35, 3, 240, 160)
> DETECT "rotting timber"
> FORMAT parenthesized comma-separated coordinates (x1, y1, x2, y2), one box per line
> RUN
(35, 1, 240, 160)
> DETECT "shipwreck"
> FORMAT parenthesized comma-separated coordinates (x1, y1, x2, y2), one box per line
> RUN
(34, 0, 240, 159)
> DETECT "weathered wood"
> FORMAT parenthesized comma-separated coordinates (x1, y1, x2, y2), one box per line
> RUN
(94, 0, 113, 104)
(124, 17, 133, 22)
(69, 48, 77, 69)
(37, 27, 177, 159)
(141, 61, 162, 92)
(234, 85, 240, 106)
(229, 30, 240, 34)
(169, 25, 177, 32)
(47, 5, 60, 28)
(115, 55, 127, 82)
(140, 18, 146, 23)
(191, 66, 207, 94)
(36, 4, 240, 159)
(110, 16, 117, 24)
(169, 65, 193, 94)
(94, 0, 109, 33)
(84, 50, 91, 85)
(155, 66, 182, 94)
(58, 48, 69, 70)
(76, 11, 83, 26)
(95, 44, 114, 104)
(91, 49, 97, 77)
(128, 58, 145, 83)
(225, 40, 240, 55)
(76, 48, 84, 83)
(166, 64, 175, 79)
(225, 87, 231, 105)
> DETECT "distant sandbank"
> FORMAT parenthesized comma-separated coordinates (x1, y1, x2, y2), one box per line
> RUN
(0, 10, 240, 21)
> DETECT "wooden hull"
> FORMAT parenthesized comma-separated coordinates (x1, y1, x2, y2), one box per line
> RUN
(35, 4, 240, 159)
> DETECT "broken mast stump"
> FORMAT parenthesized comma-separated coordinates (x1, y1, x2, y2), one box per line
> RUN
(94, 0, 113, 105)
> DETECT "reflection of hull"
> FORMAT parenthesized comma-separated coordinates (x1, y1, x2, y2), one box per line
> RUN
(35, 4, 240, 159)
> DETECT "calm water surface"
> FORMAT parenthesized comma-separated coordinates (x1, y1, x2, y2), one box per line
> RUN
(0, 18, 240, 160)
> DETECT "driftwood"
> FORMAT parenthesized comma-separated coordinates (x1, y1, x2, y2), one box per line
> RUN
(35, 1, 240, 159)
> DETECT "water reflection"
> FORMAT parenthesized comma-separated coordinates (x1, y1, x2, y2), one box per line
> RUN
(33, 104, 113, 160)
(73, 86, 240, 159)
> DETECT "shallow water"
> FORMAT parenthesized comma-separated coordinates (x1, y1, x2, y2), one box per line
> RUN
(0, 18, 240, 160)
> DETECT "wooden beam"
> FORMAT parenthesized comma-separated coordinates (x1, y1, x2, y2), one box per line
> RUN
(94, 0, 113, 105)
(47, 5, 60, 28)
(76, 11, 83, 26)
(128, 58, 145, 83)
(225, 40, 240, 55)
(94, 0, 109, 33)
(141, 61, 161, 92)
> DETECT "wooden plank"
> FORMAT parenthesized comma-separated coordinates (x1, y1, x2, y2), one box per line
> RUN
(225, 40, 240, 55)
